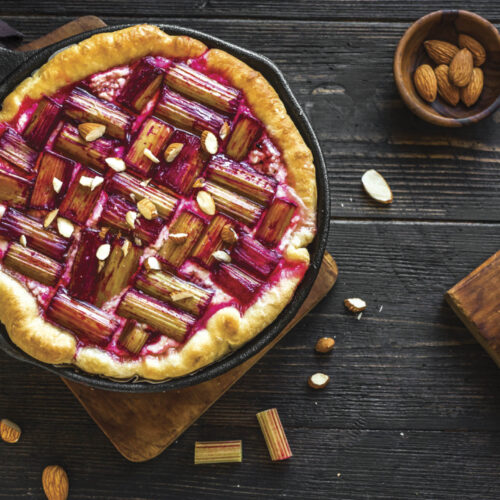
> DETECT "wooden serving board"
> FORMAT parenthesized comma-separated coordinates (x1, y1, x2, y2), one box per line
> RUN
(17, 18, 338, 462)
(446, 250, 500, 368)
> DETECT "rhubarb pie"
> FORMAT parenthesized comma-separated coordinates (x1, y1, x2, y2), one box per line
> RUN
(0, 25, 316, 380)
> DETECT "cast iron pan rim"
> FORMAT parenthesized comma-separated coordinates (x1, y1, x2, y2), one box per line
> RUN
(0, 23, 330, 392)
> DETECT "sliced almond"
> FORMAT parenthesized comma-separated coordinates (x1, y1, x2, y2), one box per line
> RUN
(52, 177, 63, 194)
(137, 197, 158, 220)
(99, 226, 110, 239)
(0, 418, 21, 443)
(212, 250, 231, 262)
(144, 256, 161, 272)
(192, 177, 205, 189)
(105, 157, 126, 172)
(57, 217, 74, 238)
(134, 237, 143, 247)
(308, 373, 330, 389)
(169, 232, 188, 245)
(201, 130, 218, 155)
(79, 175, 94, 188)
(78, 122, 106, 142)
(96, 243, 111, 261)
(19, 234, 27, 247)
(219, 121, 230, 140)
(221, 226, 238, 245)
(44, 209, 59, 228)
(144, 147, 160, 164)
(344, 297, 367, 313)
(130, 193, 136, 202)
(171, 291, 192, 302)
(196, 190, 216, 215)
(164, 142, 184, 163)
(125, 211, 137, 229)
(361, 169, 393, 204)
(140, 178, 152, 187)
(91, 176, 104, 191)
(121, 239, 131, 257)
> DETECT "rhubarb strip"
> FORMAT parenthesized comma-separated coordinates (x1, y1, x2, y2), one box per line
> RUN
(0, 128, 38, 173)
(118, 289, 195, 341)
(225, 114, 262, 161)
(256, 408, 292, 461)
(194, 441, 242, 465)
(23, 97, 61, 150)
(232, 234, 280, 279)
(0, 169, 33, 207)
(214, 263, 262, 303)
(192, 214, 234, 267)
(256, 198, 296, 247)
(118, 320, 150, 354)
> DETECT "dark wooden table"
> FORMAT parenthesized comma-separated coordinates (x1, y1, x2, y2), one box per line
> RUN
(1, 2, 500, 499)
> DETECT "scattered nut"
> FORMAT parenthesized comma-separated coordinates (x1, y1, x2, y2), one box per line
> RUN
(56, 217, 74, 239)
(169, 232, 188, 244)
(361, 169, 393, 204)
(201, 130, 218, 155)
(42, 465, 69, 500)
(212, 250, 231, 263)
(144, 256, 162, 272)
(221, 226, 238, 245)
(171, 291, 192, 302)
(79, 175, 94, 188)
(143, 147, 160, 163)
(164, 142, 184, 163)
(0, 418, 21, 443)
(196, 190, 216, 215)
(192, 177, 205, 189)
(140, 178, 152, 187)
(78, 122, 106, 142)
(315, 337, 335, 353)
(219, 121, 230, 140)
(344, 297, 367, 313)
(105, 157, 126, 172)
(44, 209, 59, 228)
(125, 211, 137, 229)
(19, 234, 27, 247)
(308, 373, 330, 389)
(52, 177, 63, 194)
(99, 226, 110, 239)
(90, 176, 104, 191)
(121, 239, 131, 257)
(137, 197, 158, 220)
(96, 243, 111, 261)
(134, 237, 143, 247)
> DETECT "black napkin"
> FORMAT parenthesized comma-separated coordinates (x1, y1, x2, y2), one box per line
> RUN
(0, 20, 24, 48)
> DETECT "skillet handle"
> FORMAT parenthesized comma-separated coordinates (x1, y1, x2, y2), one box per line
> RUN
(0, 46, 31, 85)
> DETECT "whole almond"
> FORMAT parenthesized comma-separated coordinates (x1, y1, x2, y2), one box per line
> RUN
(460, 67, 484, 107)
(413, 64, 437, 102)
(458, 34, 486, 66)
(423, 40, 459, 64)
(0, 418, 21, 443)
(434, 65, 460, 106)
(42, 465, 69, 500)
(449, 48, 473, 87)
(315, 337, 335, 353)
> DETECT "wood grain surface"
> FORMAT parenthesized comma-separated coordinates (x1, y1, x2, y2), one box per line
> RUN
(1, 4, 500, 499)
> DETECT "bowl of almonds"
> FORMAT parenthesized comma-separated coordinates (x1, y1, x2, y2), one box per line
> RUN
(394, 10, 500, 127)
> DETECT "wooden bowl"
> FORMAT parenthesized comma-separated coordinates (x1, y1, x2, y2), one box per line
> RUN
(394, 10, 500, 127)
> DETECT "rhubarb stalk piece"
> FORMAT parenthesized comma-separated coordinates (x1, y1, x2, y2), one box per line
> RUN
(47, 289, 119, 345)
(117, 57, 165, 112)
(194, 441, 243, 464)
(0, 128, 38, 173)
(192, 214, 234, 267)
(159, 211, 205, 268)
(94, 238, 142, 307)
(64, 86, 134, 140)
(118, 320, 150, 354)
(256, 198, 295, 247)
(203, 181, 263, 227)
(225, 114, 262, 161)
(0, 169, 33, 207)
(0, 208, 70, 260)
(124, 117, 173, 177)
(58, 167, 104, 225)
(30, 151, 74, 210)
(206, 155, 277, 205)
(214, 263, 262, 303)
(23, 97, 62, 150)
(118, 289, 195, 341)
(100, 195, 163, 243)
(54, 122, 114, 172)
(166, 63, 240, 114)
(153, 130, 205, 195)
(136, 269, 212, 316)
(232, 234, 280, 279)
(256, 408, 292, 461)
(3, 243, 62, 286)
(108, 172, 178, 219)
(154, 86, 225, 135)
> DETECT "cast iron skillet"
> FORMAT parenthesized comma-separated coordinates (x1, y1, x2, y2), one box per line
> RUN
(0, 24, 329, 392)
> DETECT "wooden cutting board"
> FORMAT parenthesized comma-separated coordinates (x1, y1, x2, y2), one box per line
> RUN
(446, 250, 500, 367)
(17, 18, 338, 462)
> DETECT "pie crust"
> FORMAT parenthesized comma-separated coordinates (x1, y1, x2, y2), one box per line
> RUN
(0, 25, 317, 380)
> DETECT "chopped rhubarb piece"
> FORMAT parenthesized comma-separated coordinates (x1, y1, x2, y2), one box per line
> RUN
(118, 289, 195, 341)
(54, 122, 114, 172)
(67, 229, 103, 301)
(225, 114, 262, 161)
(194, 440, 243, 464)
(232, 234, 280, 279)
(94, 238, 142, 307)
(100, 195, 163, 243)
(118, 320, 150, 354)
(30, 151, 74, 210)
(47, 289, 119, 345)
(203, 181, 263, 227)
(0, 128, 38, 173)
(154, 86, 225, 135)
(64, 86, 134, 140)
(0, 169, 33, 207)
(192, 214, 234, 267)
(206, 155, 277, 205)
(23, 97, 61, 150)
(256, 198, 296, 247)
(214, 263, 262, 303)
(117, 57, 164, 112)
(153, 130, 205, 195)
(166, 63, 240, 115)
(58, 167, 104, 225)
(136, 269, 212, 316)
(256, 408, 292, 461)
(3, 243, 62, 286)
(108, 172, 178, 219)
(159, 211, 205, 268)
(0, 208, 70, 260)
(124, 117, 173, 176)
